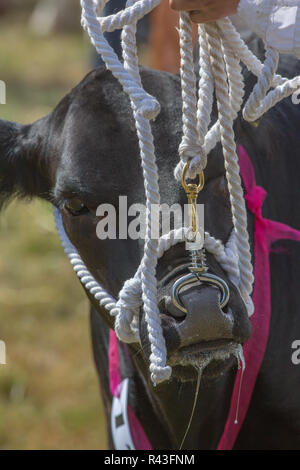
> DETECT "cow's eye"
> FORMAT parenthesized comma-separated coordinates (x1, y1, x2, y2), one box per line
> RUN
(64, 198, 89, 216)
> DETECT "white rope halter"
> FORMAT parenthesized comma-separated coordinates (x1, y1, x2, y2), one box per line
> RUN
(54, 0, 300, 385)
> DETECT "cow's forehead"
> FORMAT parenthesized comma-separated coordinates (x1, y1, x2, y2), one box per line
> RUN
(56, 126, 145, 205)
(51, 68, 226, 207)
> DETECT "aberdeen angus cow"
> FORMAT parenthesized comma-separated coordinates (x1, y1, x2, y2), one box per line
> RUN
(0, 45, 300, 449)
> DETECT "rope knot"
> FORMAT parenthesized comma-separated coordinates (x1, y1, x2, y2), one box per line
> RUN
(178, 141, 207, 178)
(150, 364, 172, 385)
(137, 96, 161, 120)
(245, 186, 267, 217)
(115, 277, 142, 344)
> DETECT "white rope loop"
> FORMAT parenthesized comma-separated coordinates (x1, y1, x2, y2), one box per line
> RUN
(99, 0, 161, 32)
(120, 0, 170, 383)
(81, 0, 160, 120)
(204, 23, 254, 314)
(174, 20, 244, 181)
(197, 25, 214, 149)
(75, 2, 300, 383)
(177, 12, 206, 180)
(243, 47, 300, 122)
(243, 47, 279, 122)
(217, 17, 286, 87)
(218, 18, 300, 123)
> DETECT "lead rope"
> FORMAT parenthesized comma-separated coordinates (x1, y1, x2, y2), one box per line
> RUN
(66, 0, 300, 385)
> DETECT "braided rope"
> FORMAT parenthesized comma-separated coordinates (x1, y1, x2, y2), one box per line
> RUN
(120, 0, 171, 383)
(81, 0, 160, 120)
(205, 22, 254, 314)
(217, 17, 285, 85)
(58, 0, 300, 384)
(218, 18, 300, 122)
(53, 207, 240, 334)
(174, 21, 245, 180)
(178, 12, 205, 176)
(99, 0, 161, 33)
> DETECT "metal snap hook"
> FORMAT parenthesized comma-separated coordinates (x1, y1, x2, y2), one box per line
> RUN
(173, 159, 230, 315)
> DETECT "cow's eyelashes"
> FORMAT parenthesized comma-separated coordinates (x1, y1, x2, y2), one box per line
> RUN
(63, 198, 90, 216)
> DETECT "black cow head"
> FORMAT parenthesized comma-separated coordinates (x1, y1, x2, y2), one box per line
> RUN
(0, 66, 251, 384)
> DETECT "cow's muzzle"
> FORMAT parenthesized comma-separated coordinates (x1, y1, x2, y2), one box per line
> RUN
(161, 284, 235, 352)
(139, 263, 252, 381)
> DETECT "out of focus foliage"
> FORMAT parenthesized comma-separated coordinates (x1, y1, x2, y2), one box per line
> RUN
(0, 4, 107, 449)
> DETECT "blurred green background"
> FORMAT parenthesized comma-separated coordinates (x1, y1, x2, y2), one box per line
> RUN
(0, 0, 109, 450)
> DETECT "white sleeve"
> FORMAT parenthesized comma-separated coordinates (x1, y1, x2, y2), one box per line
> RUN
(237, 0, 300, 58)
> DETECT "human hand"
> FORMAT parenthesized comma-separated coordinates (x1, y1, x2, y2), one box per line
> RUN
(169, 0, 240, 23)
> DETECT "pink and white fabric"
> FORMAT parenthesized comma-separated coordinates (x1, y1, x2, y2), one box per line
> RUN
(109, 330, 152, 450)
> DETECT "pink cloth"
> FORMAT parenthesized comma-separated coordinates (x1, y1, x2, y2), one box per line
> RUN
(109, 329, 122, 398)
(217, 145, 300, 450)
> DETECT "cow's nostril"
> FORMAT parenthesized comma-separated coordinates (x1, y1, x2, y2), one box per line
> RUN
(176, 285, 234, 346)
(163, 296, 186, 321)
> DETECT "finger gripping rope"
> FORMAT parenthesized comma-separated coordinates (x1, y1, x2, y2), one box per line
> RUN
(69, 0, 300, 384)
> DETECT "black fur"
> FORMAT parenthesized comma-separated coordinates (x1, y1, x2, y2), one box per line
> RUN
(1, 41, 300, 449)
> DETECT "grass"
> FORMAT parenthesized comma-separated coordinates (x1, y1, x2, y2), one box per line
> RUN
(0, 11, 108, 450)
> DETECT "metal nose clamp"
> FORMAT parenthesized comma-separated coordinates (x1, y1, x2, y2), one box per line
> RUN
(171, 160, 230, 314)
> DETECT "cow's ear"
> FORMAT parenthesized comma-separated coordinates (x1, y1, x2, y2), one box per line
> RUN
(0, 118, 51, 208)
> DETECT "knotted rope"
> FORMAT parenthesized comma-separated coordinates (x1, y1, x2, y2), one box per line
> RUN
(55, 0, 300, 385)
